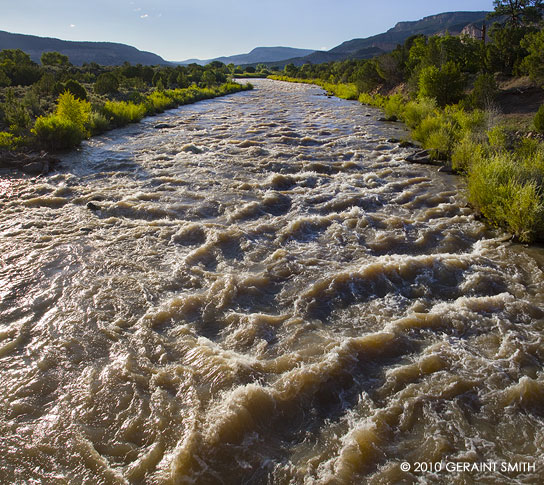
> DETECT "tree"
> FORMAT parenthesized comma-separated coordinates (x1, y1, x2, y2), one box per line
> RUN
(489, 0, 544, 25)
(41, 51, 71, 67)
(64, 79, 87, 100)
(94, 72, 119, 95)
(0, 49, 41, 86)
(521, 29, 544, 85)
(419, 61, 466, 106)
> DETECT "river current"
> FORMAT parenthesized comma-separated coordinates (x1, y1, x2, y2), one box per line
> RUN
(1, 79, 543, 484)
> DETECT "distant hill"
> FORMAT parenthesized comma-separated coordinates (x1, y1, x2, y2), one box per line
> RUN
(0, 30, 168, 66)
(266, 11, 490, 68)
(178, 47, 317, 66)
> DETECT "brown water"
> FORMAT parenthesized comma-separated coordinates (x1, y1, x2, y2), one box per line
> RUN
(1, 79, 543, 484)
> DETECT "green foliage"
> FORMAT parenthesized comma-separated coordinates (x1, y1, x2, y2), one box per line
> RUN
(56, 91, 91, 133)
(40, 51, 71, 67)
(384, 94, 405, 120)
(89, 112, 110, 135)
(1, 89, 32, 135)
(490, 0, 544, 26)
(0, 69, 10, 87)
(451, 135, 486, 172)
(468, 152, 544, 241)
(402, 97, 436, 128)
(418, 61, 466, 106)
(486, 25, 533, 75)
(33, 115, 86, 149)
(471, 73, 499, 108)
(534, 105, 544, 133)
(521, 29, 544, 85)
(0, 131, 22, 150)
(0, 49, 41, 86)
(102, 101, 147, 126)
(487, 125, 508, 151)
(64, 79, 87, 100)
(94, 72, 119, 95)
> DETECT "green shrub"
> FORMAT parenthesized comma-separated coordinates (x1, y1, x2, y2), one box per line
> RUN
(403, 97, 436, 129)
(89, 112, 110, 135)
(33, 115, 87, 149)
(384, 94, 405, 120)
(0, 131, 22, 149)
(64, 79, 87, 100)
(94, 72, 119, 95)
(102, 101, 147, 126)
(451, 135, 486, 173)
(146, 90, 175, 113)
(468, 153, 544, 242)
(471, 73, 498, 109)
(534, 105, 544, 133)
(56, 91, 91, 134)
(418, 61, 466, 107)
(487, 125, 508, 152)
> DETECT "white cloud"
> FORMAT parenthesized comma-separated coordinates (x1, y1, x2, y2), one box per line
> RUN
(140, 14, 149, 18)
(70, 24, 76, 28)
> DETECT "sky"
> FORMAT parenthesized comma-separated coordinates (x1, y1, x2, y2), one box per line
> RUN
(2, 0, 496, 61)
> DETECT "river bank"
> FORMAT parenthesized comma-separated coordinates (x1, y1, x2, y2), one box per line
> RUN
(271, 75, 544, 243)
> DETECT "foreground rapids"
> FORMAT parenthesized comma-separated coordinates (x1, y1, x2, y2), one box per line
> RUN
(1, 80, 543, 484)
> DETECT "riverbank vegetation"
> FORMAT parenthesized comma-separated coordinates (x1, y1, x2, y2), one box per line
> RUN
(271, 1, 544, 242)
(0, 55, 252, 153)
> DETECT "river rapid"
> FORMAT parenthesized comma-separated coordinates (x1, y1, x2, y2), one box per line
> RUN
(1, 79, 543, 484)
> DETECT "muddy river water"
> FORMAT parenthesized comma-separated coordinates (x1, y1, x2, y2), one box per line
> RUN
(1, 79, 543, 484)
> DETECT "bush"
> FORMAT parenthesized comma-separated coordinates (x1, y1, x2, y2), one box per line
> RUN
(64, 79, 87, 100)
(146, 91, 175, 113)
(451, 135, 486, 173)
(89, 112, 110, 135)
(418, 61, 466, 107)
(468, 154, 544, 242)
(33, 115, 87, 149)
(0, 131, 22, 149)
(471, 73, 499, 109)
(384, 94, 405, 121)
(534, 104, 544, 133)
(56, 91, 91, 134)
(102, 101, 147, 126)
(94, 72, 119, 95)
(403, 97, 436, 129)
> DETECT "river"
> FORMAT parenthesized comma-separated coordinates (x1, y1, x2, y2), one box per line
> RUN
(1, 79, 543, 484)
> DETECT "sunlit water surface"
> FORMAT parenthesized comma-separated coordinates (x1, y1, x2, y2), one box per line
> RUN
(1, 80, 543, 484)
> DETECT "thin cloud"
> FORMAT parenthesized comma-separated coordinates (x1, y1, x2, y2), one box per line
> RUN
(70, 24, 76, 28)
(140, 14, 149, 18)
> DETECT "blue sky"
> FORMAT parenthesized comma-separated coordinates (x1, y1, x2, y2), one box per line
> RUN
(3, 0, 495, 61)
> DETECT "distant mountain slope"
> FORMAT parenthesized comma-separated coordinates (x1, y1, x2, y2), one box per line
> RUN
(178, 47, 316, 66)
(0, 30, 167, 66)
(269, 11, 490, 68)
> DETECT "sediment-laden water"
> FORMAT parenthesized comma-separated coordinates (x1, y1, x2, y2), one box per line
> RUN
(1, 79, 543, 484)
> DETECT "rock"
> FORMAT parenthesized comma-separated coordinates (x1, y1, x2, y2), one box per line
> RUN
(22, 162, 44, 175)
(438, 164, 454, 174)
(387, 138, 400, 143)
(399, 141, 417, 148)
(86, 202, 101, 211)
(405, 150, 432, 165)
(154, 123, 175, 129)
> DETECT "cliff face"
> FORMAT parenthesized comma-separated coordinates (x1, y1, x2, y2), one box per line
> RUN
(271, 11, 490, 68)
